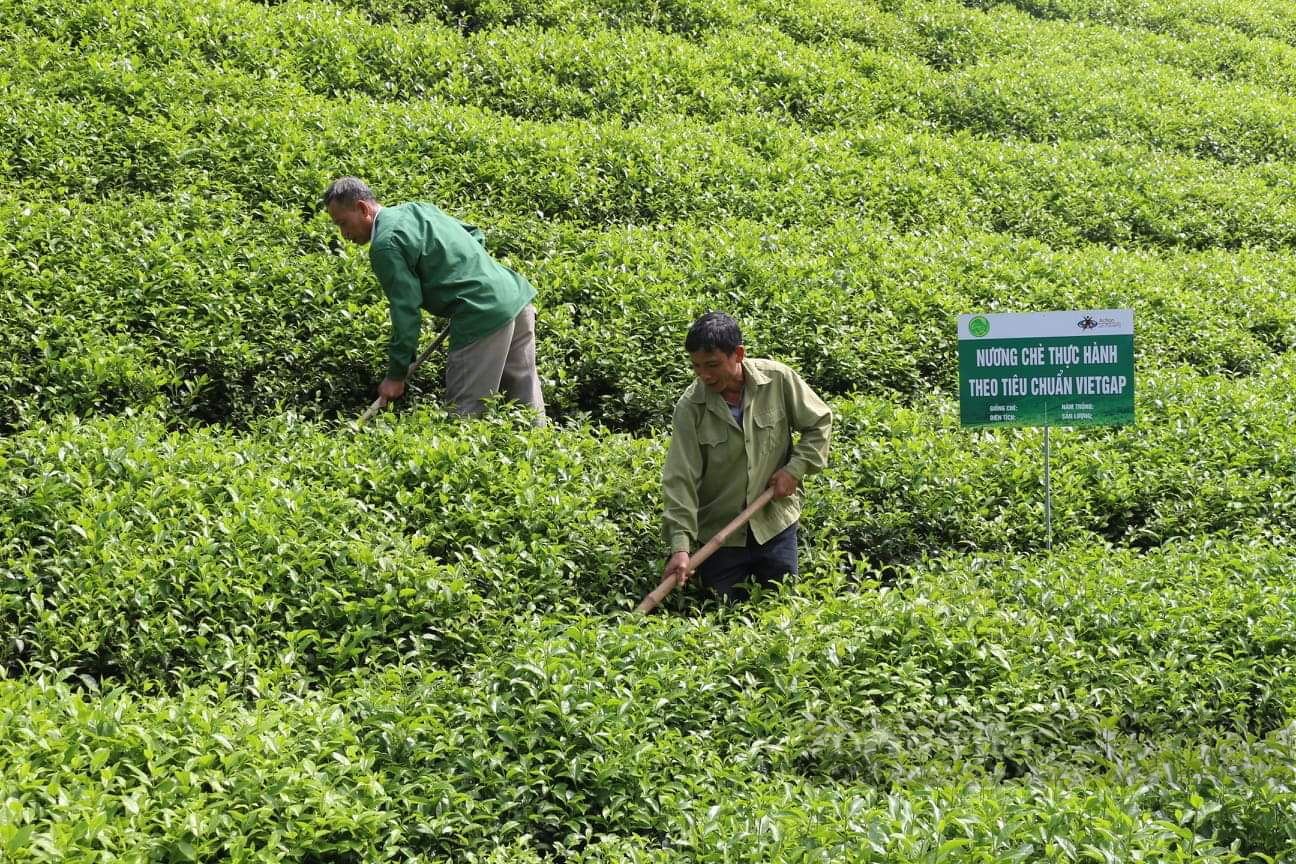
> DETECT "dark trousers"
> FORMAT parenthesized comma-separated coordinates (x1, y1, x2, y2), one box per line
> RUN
(697, 522, 798, 603)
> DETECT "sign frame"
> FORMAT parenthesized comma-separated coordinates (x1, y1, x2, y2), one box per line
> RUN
(958, 309, 1134, 429)
(957, 309, 1135, 549)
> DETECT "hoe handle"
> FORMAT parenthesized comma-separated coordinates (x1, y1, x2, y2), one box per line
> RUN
(358, 325, 451, 424)
(635, 487, 777, 614)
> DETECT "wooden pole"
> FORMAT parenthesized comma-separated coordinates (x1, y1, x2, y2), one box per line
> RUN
(357, 325, 451, 424)
(634, 487, 777, 614)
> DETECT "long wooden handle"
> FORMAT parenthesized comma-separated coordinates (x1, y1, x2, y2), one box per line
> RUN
(634, 487, 777, 614)
(357, 325, 451, 424)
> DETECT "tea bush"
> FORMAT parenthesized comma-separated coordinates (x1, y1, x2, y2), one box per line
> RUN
(0, 408, 664, 686)
(969, 0, 1296, 45)
(4, 191, 1293, 430)
(3, 0, 1296, 857)
(5, 530, 1296, 858)
(10, 0, 1296, 174)
(4, 358, 1293, 691)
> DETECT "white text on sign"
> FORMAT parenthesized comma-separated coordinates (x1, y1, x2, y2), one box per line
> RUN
(967, 376, 1129, 397)
(974, 345, 1119, 368)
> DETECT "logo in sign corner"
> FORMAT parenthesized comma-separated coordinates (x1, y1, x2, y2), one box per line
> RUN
(968, 316, 990, 337)
(1077, 315, 1098, 331)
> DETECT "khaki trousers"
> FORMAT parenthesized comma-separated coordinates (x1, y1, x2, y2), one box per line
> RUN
(445, 304, 546, 423)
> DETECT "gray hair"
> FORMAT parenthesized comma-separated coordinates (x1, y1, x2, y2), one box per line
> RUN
(320, 176, 378, 209)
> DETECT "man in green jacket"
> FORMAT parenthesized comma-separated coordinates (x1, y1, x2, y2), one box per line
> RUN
(322, 177, 545, 421)
(660, 312, 832, 602)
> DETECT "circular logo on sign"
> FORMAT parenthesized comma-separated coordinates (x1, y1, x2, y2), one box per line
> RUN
(968, 316, 990, 337)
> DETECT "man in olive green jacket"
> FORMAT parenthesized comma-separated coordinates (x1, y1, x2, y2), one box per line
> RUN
(322, 176, 545, 421)
(661, 312, 832, 602)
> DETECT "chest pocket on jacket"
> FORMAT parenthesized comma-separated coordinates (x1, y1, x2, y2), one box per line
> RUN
(699, 415, 733, 444)
(698, 415, 738, 464)
(752, 407, 788, 456)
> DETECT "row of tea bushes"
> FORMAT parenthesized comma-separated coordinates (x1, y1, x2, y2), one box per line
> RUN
(5, 13, 1296, 245)
(10, 0, 1296, 165)
(0, 678, 1268, 862)
(3, 187, 1292, 430)
(970, 0, 1296, 46)
(522, 218, 1296, 427)
(4, 531, 1295, 859)
(817, 358, 1296, 562)
(9, 95, 1295, 252)
(0, 407, 662, 687)
(0, 194, 386, 431)
(21, 0, 1296, 105)
(4, 357, 1292, 689)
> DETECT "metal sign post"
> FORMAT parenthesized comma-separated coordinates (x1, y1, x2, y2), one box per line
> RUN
(958, 310, 1135, 548)
(1044, 415, 1052, 551)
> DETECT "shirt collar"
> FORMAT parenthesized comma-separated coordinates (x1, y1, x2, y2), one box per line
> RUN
(687, 358, 768, 404)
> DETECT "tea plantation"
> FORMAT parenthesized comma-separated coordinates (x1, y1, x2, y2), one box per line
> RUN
(2, 0, 1295, 859)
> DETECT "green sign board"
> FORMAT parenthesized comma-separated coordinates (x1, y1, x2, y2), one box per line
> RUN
(959, 310, 1134, 428)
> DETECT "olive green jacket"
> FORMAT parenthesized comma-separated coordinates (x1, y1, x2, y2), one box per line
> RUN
(662, 358, 832, 554)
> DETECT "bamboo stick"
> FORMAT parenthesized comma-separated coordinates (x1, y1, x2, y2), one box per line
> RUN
(357, 325, 451, 424)
(634, 487, 777, 613)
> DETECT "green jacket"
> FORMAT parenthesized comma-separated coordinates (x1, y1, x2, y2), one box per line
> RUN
(369, 203, 535, 380)
(662, 358, 832, 554)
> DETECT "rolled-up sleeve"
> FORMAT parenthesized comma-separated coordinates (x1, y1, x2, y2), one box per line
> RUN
(662, 401, 703, 554)
(781, 369, 832, 481)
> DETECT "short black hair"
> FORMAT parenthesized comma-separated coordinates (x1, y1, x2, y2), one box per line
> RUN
(685, 311, 742, 355)
(320, 176, 378, 210)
